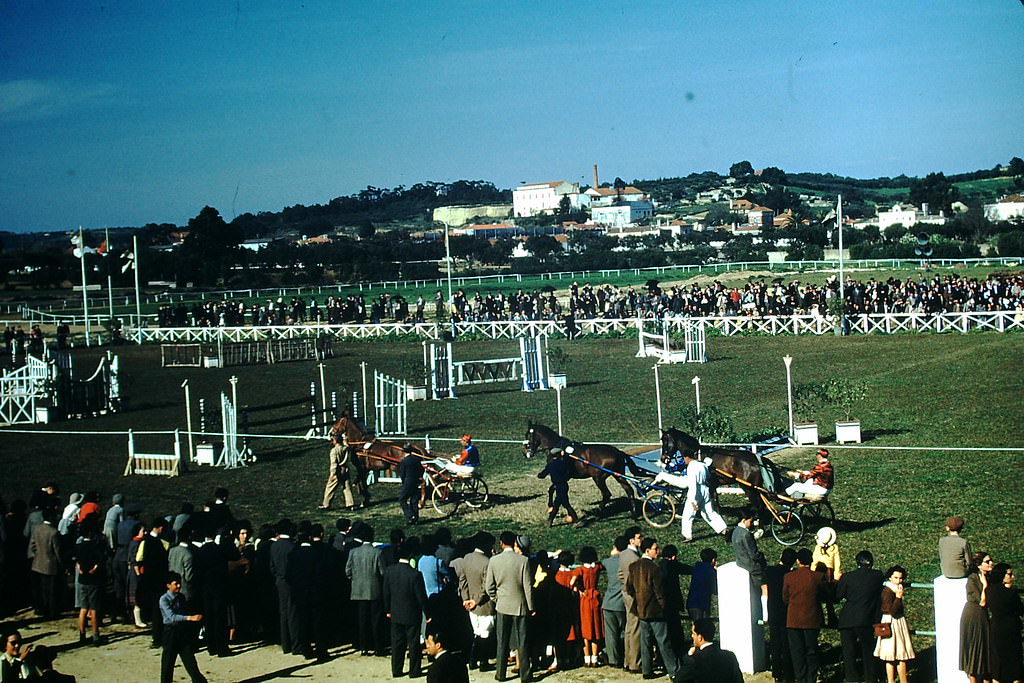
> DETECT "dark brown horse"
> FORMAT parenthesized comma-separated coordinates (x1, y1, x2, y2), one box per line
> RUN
(659, 426, 776, 513)
(523, 421, 646, 517)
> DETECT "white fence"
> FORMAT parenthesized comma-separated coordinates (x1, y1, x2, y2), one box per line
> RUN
(0, 356, 52, 425)
(374, 371, 407, 435)
(122, 310, 1024, 343)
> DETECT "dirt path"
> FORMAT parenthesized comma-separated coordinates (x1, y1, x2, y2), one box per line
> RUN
(11, 610, 774, 682)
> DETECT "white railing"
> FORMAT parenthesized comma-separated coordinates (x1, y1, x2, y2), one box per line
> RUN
(122, 310, 1024, 343)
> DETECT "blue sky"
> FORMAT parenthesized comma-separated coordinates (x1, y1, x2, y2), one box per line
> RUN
(1, 1, 1021, 232)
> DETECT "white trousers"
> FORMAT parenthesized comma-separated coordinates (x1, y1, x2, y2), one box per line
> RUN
(785, 481, 829, 498)
(469, 612, 495, 639)
(681, 499, 727, 539)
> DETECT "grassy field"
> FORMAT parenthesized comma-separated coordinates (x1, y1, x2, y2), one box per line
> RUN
(1, 332, 1021, 680)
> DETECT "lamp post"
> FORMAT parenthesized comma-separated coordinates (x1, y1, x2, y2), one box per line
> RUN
(691, 375, 701, 414)
(783, 355, 794, 439)
(653, 364, 663, 432)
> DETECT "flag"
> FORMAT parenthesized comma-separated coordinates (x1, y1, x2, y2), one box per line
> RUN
(97, 240, 108, 255)
(820, 208, 837, 224)
(121, 252, 135, 273)
(70, 232, 96, 258)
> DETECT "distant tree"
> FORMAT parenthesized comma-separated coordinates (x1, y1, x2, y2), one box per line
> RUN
(908, 172, 958, 213)
(729, 160, 754, 178)
(356, 220, 376, 239)
(883, 224, 908, 243)
(1009, 157, 1024, 176)
(997, 230, 1024, 257)
(526, 234, 561, 259)
(614, 177, 626, 202)
(557, 195, 572, 217)
(759, 166, 787, 185)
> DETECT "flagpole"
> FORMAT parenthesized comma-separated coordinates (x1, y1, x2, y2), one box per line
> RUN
(133, 234, 142, 344)
(106, 228, 114, 321)
(837, 194, 845, 334)
(79, 226, 91, 347)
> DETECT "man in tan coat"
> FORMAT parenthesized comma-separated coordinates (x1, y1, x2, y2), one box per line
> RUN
(319, 436, 355, 510)
(617, 525, 643, 673)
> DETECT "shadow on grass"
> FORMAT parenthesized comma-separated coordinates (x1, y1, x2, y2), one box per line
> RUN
(832, 517, 898, 533)
(862, 428, 911, 441)
(243, 397, 309, 412)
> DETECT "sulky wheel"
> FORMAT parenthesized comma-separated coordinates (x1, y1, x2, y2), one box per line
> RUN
(642, 490, 677, 529)
(431, 483, 458, 517)
(770, 505, 805, 546)
(462, 475, 489, 509)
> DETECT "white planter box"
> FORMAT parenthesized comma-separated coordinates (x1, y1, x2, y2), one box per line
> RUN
(407, 385, 428, 401)
(548, 373, 567, 389)
(794, 423, 819, 446)
(203, 356, 221, 368)
(835, 420, 862, 444)
(34, 407, 50, 424)
(195, 443, 215, 465)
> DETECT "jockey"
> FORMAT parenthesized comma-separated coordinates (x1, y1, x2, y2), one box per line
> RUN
(454, 434, 480, 469)
(785, 448, 834, 499)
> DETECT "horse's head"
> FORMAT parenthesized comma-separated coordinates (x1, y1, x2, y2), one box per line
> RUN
(659, 429, 676, 468)
(662, 427, 701, 471)
(524, 422, 541, 459)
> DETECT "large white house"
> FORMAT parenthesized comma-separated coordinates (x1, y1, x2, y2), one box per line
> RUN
(984, 194, 1024, 222)
(591, 201, 654, 228)
(877, 203, 948, 230)
(512, 181, 586, 217)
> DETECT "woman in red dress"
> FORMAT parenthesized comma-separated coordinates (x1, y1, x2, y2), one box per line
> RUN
(577, 545, 605, 667)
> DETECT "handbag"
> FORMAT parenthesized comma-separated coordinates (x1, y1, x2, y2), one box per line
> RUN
(873, 621, 893, 638)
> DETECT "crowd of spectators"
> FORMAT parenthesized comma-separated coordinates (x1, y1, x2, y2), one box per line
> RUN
(0, 485, 1020, 682)
(151, 273, 1024, 328)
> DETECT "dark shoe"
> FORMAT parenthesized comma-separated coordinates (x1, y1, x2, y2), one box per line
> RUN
(92, 634, 102, 647)
(643, 675, 659, 680)
(78, 631, 86, 644)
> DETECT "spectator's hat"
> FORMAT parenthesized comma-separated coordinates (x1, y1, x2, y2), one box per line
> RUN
(516, 535, 532, 553)
(69, 492, 84, 505)
(815, 526, 836, 547)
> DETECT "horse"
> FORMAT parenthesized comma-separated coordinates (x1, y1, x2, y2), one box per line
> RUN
(329, 415, 436, 506)
(523, 421, 646, 517)
(659, 426, 776, 514)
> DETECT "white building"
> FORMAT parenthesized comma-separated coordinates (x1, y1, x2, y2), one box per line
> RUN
(877, 203, 948, 230)
(512, 181, 585, 217)
(591, 201, 654, 228)
(984, 194, 1024, 222)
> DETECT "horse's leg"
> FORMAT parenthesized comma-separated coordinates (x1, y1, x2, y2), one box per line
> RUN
(593, 474, 613, 511)
(612, 472, 638, 518)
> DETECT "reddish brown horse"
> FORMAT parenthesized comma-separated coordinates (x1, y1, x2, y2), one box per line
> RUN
(523, 421, 646, 517)
(330, 415, 429, 474)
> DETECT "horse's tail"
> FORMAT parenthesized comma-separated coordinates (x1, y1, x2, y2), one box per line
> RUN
(623, 451, 646, 478)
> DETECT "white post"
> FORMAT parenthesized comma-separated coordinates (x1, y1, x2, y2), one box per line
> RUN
(182, 379, 194, 463)
(318, 362, 328, 433)
(653, 364, 663, 432)
(554, 384, 563, 435)
(229, 375, 238, 414)
(783, 355, 794, 438)
(105, 228, 114, 322)
(79, 227, 91, 346)
(718, 561, 766, 674)
(133, 235, 142, 344)
(691, 375, 701, 414)
(360, 361, 368, 429)
(934, 576, 969, 683)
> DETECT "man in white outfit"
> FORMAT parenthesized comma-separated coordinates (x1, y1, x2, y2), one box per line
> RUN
(681, 451, 728, 542)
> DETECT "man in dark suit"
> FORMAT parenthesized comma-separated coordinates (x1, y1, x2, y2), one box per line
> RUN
(782, 548, 827, 683)
(836, 550, 884, 683)
(676, 617, 744, 683)
(384, 540, 429, 678)
(346, 522, 387, 656)
(269, 518, 299, 655)
(623, 537, 680, 681)
(485, 531, 534, 682)
(425, 625, 469, 683)
(397, 445, 422, 525)
(765, 548, 797, 683)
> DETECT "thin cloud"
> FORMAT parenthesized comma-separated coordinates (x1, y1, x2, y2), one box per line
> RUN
(0, 79, 118, 122)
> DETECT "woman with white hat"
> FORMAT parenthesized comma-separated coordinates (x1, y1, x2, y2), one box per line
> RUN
(812, 526, 842, 627)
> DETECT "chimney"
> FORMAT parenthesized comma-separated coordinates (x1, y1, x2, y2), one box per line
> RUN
(593, 164, 599, 189)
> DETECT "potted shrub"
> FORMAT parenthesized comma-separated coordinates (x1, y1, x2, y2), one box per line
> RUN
(824, 378, 867, 443)
(792, 383, 822, 446)
(547, 344, 569, 389)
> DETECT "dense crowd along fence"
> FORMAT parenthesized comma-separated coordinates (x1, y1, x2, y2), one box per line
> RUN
(119, 310, 1024, 343)
(14, 256, 1022, 325)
